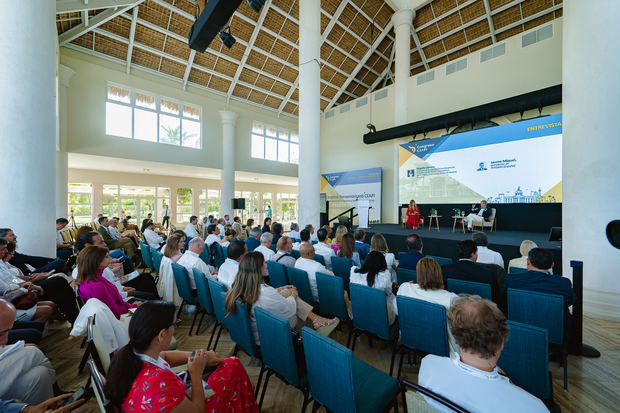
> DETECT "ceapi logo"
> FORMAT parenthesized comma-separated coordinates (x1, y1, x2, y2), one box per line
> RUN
(408, 145, 416, 153)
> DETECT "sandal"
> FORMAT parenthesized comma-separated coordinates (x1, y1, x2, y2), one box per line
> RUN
(312, 317, 337, 330)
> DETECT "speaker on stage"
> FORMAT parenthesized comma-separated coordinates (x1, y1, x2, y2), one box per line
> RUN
(231, 198, 245, 210)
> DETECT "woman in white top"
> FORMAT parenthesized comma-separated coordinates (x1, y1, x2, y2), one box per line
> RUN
(508, 240, 552, 274)
(397, 257, 459, 357)
(349, 251, 397, 323)
(370, 233, 397, 282)
(162, 232, 185, 263)
(224, 252, 337, 345)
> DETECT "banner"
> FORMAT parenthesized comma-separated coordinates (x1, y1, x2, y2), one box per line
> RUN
(321, 167, 382, 224)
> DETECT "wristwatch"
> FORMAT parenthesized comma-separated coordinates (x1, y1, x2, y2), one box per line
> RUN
(20, 404, 30, 413)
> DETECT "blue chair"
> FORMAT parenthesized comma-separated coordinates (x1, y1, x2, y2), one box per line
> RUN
(331, 256, 352, 290)
(138, 241, 153, 273)
(348, 283, 398, 375)
(311, 240, 318, 245)
(400, 379, 470, 413)
(507, 288, 567, 390)
(254, 307, 310, 410)
(266, 261, 288, 288)
(150, 247, 162, 273)
(498, 321, 551, 401)
(171, 263, 199, 335)
(210, 243, 226, 268)
(185, 236, 192, 251)
(395, 296, 449, 378)
(316, 272, 350, 323)
(225, 298, 260, 358)
(291, 238, 301, 243)
(199, 245, 210, 266)
(206, 277, 228, 351)
(302, 327, 400, 413)
(290, 249, 300, 259)
(269, 244, 277, 252)
(313, 254, 326, 266)
(223, 246, 228, 260)
(447, 278, 492, 300)
(508, 266, 528, 274)
(396, 267, 417, 285)
(287, 267, 317, 306)
(192, 269, 216, 344)
(427, 255, 453, 266)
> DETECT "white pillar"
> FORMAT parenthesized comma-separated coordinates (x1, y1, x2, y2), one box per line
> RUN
(0, 2, 56, 256)
(298, 0, 321, 229)
(219, 110, 238, 219)
(57, 64, 75, 219)
(563, 0, 620, 321)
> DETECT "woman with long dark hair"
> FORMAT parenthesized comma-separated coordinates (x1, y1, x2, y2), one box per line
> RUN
(261, 217, 272, 234)
(337, 233, 361, 266)
(349, 251, 397, 323)
(104, 300, 258, 412)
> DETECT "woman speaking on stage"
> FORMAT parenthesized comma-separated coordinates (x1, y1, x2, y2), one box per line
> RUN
(406, 199, 421, 229)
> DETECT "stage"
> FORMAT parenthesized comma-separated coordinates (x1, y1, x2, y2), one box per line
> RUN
(358, 224, 564, 274)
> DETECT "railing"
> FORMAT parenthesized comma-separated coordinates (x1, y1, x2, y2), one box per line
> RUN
(328, 206, 358, 224)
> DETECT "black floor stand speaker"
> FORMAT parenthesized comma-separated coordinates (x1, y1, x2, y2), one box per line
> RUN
(570, 260, 601, 358)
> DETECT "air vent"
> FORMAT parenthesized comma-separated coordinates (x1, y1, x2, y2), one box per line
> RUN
(325, 109, 334, 119)
(480, 43, 506, 63)
(356, 96, 368, 108)
(446, 58, 467, 75)
(522, 24, 553, 48)
(417, 70, 435, 86)
(339, 104, 350, 114)
(374, 88, 388, 101)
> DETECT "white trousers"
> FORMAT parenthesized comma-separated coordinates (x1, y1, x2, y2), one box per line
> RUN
(0, 345, 55, 404)
(464, 214, 484, 228)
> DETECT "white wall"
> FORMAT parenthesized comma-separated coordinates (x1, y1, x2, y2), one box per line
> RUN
(321, 18, 563, 223)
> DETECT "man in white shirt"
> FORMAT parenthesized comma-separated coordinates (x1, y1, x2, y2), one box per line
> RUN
(55, 218, 72, 260)
(472, 232, 504, 268)
(305, 224, 318, 242)
(205, 224, 221, 247)
(177, 237, 213, 289)
(217, 241, 247, 290)
(254, 232, 275, 262)
(269, 236, 296, 268)
(313, 228, 335, 270)
(224, 214, 231, 226)
(418, 295, 548, 413)
(143, 221, 165, 249)
(294, 243, 334, 302)
(464, 200, 492, 232)
(200, 217, 209, 238)
(184, 216, 200, 239)
(288, 223, 301, 240)
(217, 218, 226, 237)
(109, 218, 139, 246)
(162, 204, 170, 229)
(292, 229, 311, 251)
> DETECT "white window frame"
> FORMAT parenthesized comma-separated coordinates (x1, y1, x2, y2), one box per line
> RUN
(251, 121, 299, 164)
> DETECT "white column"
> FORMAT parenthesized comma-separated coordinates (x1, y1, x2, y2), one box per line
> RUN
(563, 0, 620, 321)
(0, 2, 56, 256)
(57, 64, 75, 219)
(298, 0, 321, 229)
(219, 110, 238, 219)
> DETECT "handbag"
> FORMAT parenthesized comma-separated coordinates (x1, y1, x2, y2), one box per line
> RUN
(11, 291, 39, 309)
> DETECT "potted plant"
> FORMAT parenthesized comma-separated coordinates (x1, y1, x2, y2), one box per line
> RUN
(430, 208, 437, 216)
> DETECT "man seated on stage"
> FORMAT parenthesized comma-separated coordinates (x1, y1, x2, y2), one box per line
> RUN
(472, 232, 504, 268)
(0, 228, 66, 275)
(398, 233, 424, 271)
(442, 240, 499, 299)
(464, 200, 492, 232)
(184, 215, 201, 239)
(97, 216, 137, 259)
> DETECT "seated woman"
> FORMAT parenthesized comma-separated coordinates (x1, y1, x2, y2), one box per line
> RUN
(76, 246, 139, 319)
(330, 225, 348, 254)
(370, 233, 397, 282)
(162, 233, 185, 263)
(104, 301, 259, 412)
(224, 252, 337, 345)
(337, 233, 361, 267)
(349, 251, 397, 323)
(245, 219, 254, 238)
(232, 218, 244, 240)
(405, 199, 421, 229)
(321, 225, 333, 244)
(220, 227, 236, 247)
(261, 218, 272, 234)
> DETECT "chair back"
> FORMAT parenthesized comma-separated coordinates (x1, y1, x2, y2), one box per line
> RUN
(269, 244, 277, 252)
(225, 299, 259, 357)
(426, 255, 453, 266)
(498, 321, 550, 400)
(396, 296, 449, 357)
(447, 278, 492, 300)
(349, 283, 393, 341)
(192, 268, 214, 314)
(139, 241, 153, 270)
(210, 243, 226, 268)
(150, 247, 163, 273)
(88, 315, 112, 373)
(302, 327, 356, 412)
(316, 272, 349, 321)
(266, 261, 289, 288)
(313, 254, 326, 266)
(287, 267, 316, 305)
(87, 360, 112, 413)
(207, 277, 228, 324)
(171, 263, 195, 305)
(199, 245, 210, 266)
(396, 267, 417, 285)
(331, 256, 352, 290)
(255, 307, 303, 387)
(290, 249, 301, 259)
(508, 266, 528, 274)
(400, 379, 470, 413)
(507, 288, 564, 344)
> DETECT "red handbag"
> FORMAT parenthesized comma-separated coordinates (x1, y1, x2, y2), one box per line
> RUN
(11, 291, 38, 309)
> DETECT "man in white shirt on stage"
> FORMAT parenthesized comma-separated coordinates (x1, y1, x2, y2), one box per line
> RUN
(294, 243, 334, 302)
(464, 200, 492, 232)
(177, 238, 213, 289)
(472, 232, 504, 268)
(217, 241, 247, 290)
(313, 228, 335, 270)
(205, 224, 221, 247)
(184, 216, 200, 239)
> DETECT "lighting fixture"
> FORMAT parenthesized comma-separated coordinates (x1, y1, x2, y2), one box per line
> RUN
(219, 25, 236, 48)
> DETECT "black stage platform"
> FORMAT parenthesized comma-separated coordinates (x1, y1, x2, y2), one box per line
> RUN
(357, 224, 564, 274)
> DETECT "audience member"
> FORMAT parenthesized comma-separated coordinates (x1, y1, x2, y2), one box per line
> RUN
(269, 236, 296, 268)
(8, 318, 45, 345)
(295, 244, 334, 302)
(55, 218, 73, 260)
(321, 225, 333, 243)
(205, 224, 220, 247)
(224, 252, 336, 345)
(97, 217, 137, 258)
(104, 301, 258, 412)
(272, 222, 284, 246)
(292, 229, 311, 250)
(0, 228, 66, 275)
(245, 227, 261, 252)
(224, 214, 231, 225)
(108, 218, 139, 246)
(217, 241, 247, 290)
(330, 225, 349, 254)
(418, 295, 548, 413)
(162, 233, 185, 263)
(442, 240, 497, 296)
(177, 238, 213, 289)
(232, 217, 244, 239)
(217, 218, 226, 237)
(313, 228, 335, 270)
(220, 227, 236, 248)
(184, 216, 200, 239)
(370, 233, 396, 282)
(472, 232, 504, 268)
(337, 233, 361, 266)
(245, 219, 254, 238)
(354, 229, 370, 260)
(289, 223, 301, 240)
(262, 218, 272, 234)
(350, 251, 397, 321)
(398, 233, 424, 271)
(254, 232, 275, 262)
(305, 224, 317, 242)
(75, 225, 94, 242)
(508, 240, 550, 273)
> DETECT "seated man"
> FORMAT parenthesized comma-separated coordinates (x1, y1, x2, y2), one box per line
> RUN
(217, 218, 226, 236)
(204, 224, 221, 247)
(398, 233, 424, 271)
(217, 241, 247, 290)
(184, 215, 200, 239)
(1, 228, 66, 275)
(108, 217, 139, 246)
(97, 216, 137, 258)
(353, 229, 370, 260)
(442, 240, 498, 299)
(305, 224, 318, 242)
(269, 236, 296, 268)
(0, 299, 57, 404)
(472, 232, 504, 268)
(292, 229, 311, 250)
(143, 221, 165, 250)
(313, 228, 335, 270)
(464, 200, 492, 232)
(254, 233, 275, 262)
(272, 222, 284, 246)
(55, 218, 73, 261)
(294, 243, 334, 302)
(419, 295, 548, 412)
(245, 227, 261, 252)
(288, 223, 301, 240)
(177, 238, 213, 289)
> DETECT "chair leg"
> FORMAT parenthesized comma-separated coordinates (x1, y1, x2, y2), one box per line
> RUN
(562, 342, 568, 391)
(189, 309, 199, 336)
(78, 346, 90, 374)
(177, 299, 186, 319)
(255, 363, 266, 398)
(392, 394, 398, 413)
(232, 344, 240, 357)
(212, 324, 224, 351)
(389, 340, 398, 376)
(207, 321, 219, 350)
(346, 327, 354, 348)
(258, 369, 272, 409)
(301, 388, 311, 413)
(401, 383, 408, 413)
(397, 350, 406, 379)
(196, 311, 206, 335)
(351, 331, 360, 352)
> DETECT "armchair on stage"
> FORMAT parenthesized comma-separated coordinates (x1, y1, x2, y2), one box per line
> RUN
(400, 206, 423, 229)
(472, 208, 497, 232)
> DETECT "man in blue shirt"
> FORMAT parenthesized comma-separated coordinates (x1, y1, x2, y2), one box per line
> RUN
(353, 229, 370, 260)
(245, 227, 261, 252)
(398, 233, 424, 270)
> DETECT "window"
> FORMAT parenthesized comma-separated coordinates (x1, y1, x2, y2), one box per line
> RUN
(176, 188, 193, 222)
(102, 185, 119, 217)
(207, 190, 221, 217)
(276, 193, 297, 225)
(105, 83, 201, 148)
(251, 122, 298, 164)
(68, 183, 92, 225)
(234, 191, 260, 223)
(199, 189, 208, 218)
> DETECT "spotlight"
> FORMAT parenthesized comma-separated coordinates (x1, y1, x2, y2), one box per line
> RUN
(219, 25, 236, 48)
(247, 0, 266, 12)
(366, 123, 376, 133)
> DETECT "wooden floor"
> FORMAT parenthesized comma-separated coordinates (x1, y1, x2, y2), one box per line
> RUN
(45, 312, 620, 412)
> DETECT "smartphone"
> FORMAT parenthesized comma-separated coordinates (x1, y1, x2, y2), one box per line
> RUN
(61, 387, 85, 407)
(190, 350, 196, 361)
(45, 269, 56, 277)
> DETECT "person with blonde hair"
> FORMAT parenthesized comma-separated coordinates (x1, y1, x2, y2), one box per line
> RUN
(330, 225, 349, 254)
(225, 252, 337, 345)
(508, 240, 552, 273)
(370, 233, 397, 281)
(232, 217, 244, 239)
(321, 225, 332, 243)
(162, 232, 185, 263)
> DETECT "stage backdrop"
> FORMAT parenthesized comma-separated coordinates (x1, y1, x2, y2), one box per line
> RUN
(399, 114, 562, 205)
(321, 167, 382, 224)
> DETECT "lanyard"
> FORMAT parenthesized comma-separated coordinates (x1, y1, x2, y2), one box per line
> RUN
(452, 356, 502, 381)
(134, 352, 175, 374)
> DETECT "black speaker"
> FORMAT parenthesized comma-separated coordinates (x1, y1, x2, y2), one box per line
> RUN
(548, 226, 562, 241)
(231, 198, 246, 210)
(188, 0, 243, 52)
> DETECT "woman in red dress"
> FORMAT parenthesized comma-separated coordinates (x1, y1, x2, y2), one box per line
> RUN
(105, 300, 259, 413)
(406, 200, 421, 229)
